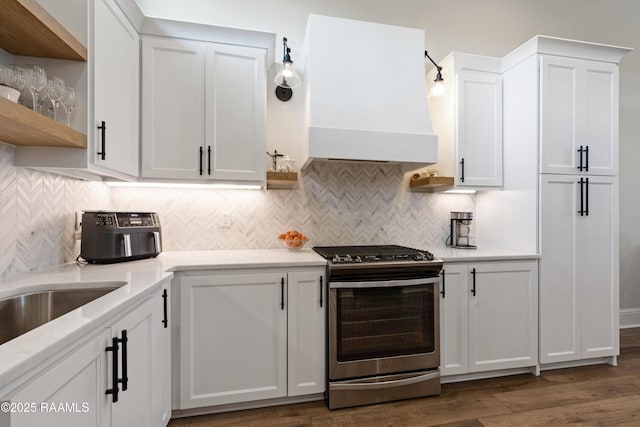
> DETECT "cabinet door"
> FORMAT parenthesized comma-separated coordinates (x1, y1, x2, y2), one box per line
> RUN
(178, 271, 287, 408)
(7, 331, 110, 427)
(92, 0, 139, 176)
(579, 176, 618, 359)
(456, 70, 503, 187)
(152, 284, 172, 426)
(287, 270, 325, 396)
(439, 265, 469, 376)
(540, 56, 618, 175)
(205, 43, 266, 182)
(110, 297, 155, 427)
(141, 37, 206, 179)
(468, 262, 538, 372)
(581, 61, 618, 176)
(539, 175, 580, 364)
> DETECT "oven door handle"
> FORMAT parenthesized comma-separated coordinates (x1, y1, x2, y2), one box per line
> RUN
(330, 277, 439, 289)
(330, 371, 440, 390)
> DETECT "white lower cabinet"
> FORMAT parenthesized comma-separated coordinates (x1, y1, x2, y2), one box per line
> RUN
(175, 267, 325, 410)
(440, 261, 538, 377)
(3, 285, 171, 427)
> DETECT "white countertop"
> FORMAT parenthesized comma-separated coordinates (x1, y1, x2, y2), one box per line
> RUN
(0, 249, 326, 393)
(425, 246, 539, 262)
(0, 246, 534, 393)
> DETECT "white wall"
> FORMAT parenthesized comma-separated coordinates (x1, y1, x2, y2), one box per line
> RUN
(133, 0, 640, 310)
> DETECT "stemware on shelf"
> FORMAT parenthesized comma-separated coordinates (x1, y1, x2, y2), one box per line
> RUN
(24, 64, 47, 113)
(60, 86, 76, 126)
(46, 77, 65, 121)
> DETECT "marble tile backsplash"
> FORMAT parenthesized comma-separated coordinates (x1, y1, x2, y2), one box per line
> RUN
(0, 142, 111, 278)
(0, 144, 473, 278)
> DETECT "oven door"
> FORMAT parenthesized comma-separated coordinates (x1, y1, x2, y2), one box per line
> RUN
(329, 276, 440, 380)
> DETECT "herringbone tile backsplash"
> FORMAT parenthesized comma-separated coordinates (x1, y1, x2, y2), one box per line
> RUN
(0, 142, 110, 278)
(110, 162, 474, 251)
(1, 141, 473, 278)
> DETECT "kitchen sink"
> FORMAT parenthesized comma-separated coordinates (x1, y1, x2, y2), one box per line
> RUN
(0, 283, 126, 346)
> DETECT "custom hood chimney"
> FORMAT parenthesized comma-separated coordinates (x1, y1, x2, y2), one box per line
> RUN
(300, 14, 438, 169)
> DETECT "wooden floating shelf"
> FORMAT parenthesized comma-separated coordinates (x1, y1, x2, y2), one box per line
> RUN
(266, 171, 298, 189)
(0, 97, 87, 148)
(0, 0, 87, 61)
(409, 176, 455, 192)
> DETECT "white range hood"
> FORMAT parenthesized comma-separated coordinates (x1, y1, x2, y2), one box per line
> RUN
(301, 14, 438, 169)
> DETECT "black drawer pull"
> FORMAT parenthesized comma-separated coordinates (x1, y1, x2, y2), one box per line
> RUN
(440, 270, 446, 298)
(119, 330, 128, 391)
(319, 276, 323, 307)
(280, 277, 285, 310)
(162, 289, 168, 328)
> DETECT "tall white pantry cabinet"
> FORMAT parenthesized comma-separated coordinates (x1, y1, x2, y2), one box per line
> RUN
(500, 36, 631, 367)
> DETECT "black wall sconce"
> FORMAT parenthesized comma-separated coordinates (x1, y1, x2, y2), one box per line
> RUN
(274, 37, 301, 101)
(425, 50, 445, 96)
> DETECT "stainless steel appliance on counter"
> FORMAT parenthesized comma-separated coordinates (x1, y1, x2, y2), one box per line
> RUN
(80, 211, 162, 263)
(449, 211, 476, 249)
(313, 245, 443, 410)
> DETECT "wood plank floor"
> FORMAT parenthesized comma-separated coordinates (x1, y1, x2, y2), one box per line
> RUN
(169, 328, 640, 426)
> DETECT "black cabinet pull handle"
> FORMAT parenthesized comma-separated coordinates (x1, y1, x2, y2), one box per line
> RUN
(585, 177, 589, 216)
(199, 147, 203, 175)
(97, 121, 106, 160)
(162, 289, 168, 328)
(207, 146, 212, 175)
(578, 178, 584, 216)
(319, 276, 323, 307)
(440, 269, 446, 298)
(585, 145, 589, 172)
(471, 268, 476, 296)
(280, 277, 285, 310)
(577, 145, 583, 171)
(460, 158, 465, 183)
(119, 330, 128, 391)
(105, 336, 120, 402)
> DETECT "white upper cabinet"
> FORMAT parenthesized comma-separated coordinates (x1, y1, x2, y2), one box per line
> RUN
(427, 53, 503, 189)
(14, 0, 140, 180)
(141, 36, 266, 184)
(92, 0, 139, 177)
(540, 56, 619, 176)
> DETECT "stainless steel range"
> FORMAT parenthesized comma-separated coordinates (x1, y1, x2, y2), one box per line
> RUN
(313, 245, 443, 409)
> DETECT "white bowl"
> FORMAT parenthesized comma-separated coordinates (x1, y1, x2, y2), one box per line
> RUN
(0, 85, 20, 103)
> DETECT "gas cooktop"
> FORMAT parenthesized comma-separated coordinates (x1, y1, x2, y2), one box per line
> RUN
(313, 245, 436, 264)
(313, 245, 443, 280)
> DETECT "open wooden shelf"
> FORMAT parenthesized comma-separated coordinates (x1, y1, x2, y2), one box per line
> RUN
(0, 0, 87, 61)
(409, 176, 455, 192)
(0, 97, 86, 148)
(267, 171, 298, 189)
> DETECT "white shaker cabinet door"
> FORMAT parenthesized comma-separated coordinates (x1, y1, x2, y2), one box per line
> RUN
(141, 36, 206, 179)
(539, 175, 580, 364)
(467, 262, 538, 373)
(456, 69, 503, 187)
(439, 264, 469, 376)
(578, 176, 618, 359)
(7, 331, 110, 427)
(205, 43, 266, 182)
(92, 0, 139, 176)
(540, 56, 618, 176)
(178, 271, 287, 409)
(109, 297, 156, 427)
(287, 270, 326, 396)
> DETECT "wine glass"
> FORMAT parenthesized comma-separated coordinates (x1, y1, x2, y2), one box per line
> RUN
(46, 77, 65, 121)
(60, 86, 76, 126)
(8, 65, 27, 92)
(24, 65, 47, 113)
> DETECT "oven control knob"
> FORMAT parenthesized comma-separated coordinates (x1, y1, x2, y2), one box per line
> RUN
(414, 252, 426, 261)
(354, 256, 363, 263)
(345, 254, 352, 263)
(332, 255, 341, 264)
